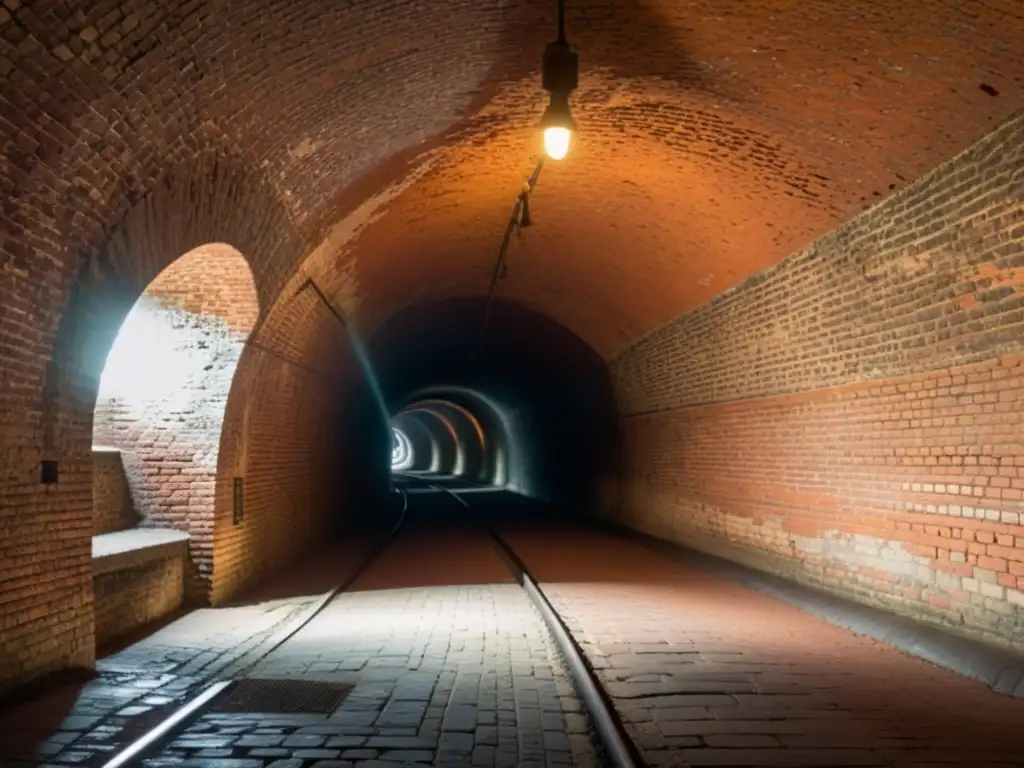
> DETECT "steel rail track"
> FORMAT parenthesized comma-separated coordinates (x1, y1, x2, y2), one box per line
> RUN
(416, 478, 644, 768)
(100, 490, 411, 768)
(102, 476, 643, 768)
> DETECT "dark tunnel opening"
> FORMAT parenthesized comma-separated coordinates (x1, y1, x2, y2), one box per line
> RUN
(337, 297, 623, 521)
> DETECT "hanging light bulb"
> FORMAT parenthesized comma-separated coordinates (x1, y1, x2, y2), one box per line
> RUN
(541, 92, 576, 160)
(539, 0, 578, 160)
(544, 127, 571, 160)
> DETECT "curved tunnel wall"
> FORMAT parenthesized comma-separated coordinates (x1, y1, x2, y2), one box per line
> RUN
(0, 151, 360, 694)
(1, 0, 1021, 698)
(606, 118, 1024, 653)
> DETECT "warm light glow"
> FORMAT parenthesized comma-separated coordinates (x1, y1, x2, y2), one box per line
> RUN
(544, 126, 572, 160)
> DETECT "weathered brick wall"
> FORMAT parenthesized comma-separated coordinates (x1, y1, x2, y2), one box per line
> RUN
(91, 449, 138, 535)
(609, 113, 1024, 650)
(93, 555, 184, 650)
(0, 147, 343, 696)
(209, 279, 351, 604)
(92, 244, 259, 601)
(2, 0, 1021, 699)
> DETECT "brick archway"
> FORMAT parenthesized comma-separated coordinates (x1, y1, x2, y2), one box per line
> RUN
(92, 244, 260, 601)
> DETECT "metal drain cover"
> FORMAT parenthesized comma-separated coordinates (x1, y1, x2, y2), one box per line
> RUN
(212, 679, 353, 713)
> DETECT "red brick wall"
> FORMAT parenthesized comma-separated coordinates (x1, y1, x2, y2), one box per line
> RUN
(609, 113, 1024, 650)
(91, 449, 138, 535)
(209, 277, 352, 604)
(0, 147, 348, 697)
(93, 554, 185, 650)
(2, 0, 1021, 700)
(92, 244, 259, 601)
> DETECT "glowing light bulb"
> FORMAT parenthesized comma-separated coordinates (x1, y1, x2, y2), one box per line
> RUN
(544, 126, 572, 160)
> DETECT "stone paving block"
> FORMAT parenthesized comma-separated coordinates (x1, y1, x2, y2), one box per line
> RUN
(328, 710, 378, 727)
(282, 733, 326, 747)
(171, 735, 236, 749)
(473, 724, 497, 746)
(378, 749, 435, 761)
(542, 730, 571, 752)
(249, 747, 291, 757)
(568, 733, 601, 767)
(417, 717, 441, 736)
(238, 733, 285, 747)
(375, 727, 417, 737)
(294, 748, 342, 759)
(297, 725, 375, 735)
(325, 735, 368, 748)
(546, 750, 575, 764)
(340, 748, 378, 759)
(441, 703, 476, 732)
(151, 760, 264, 768)
(364, 735, 433, 749)
(376, 700, 427, 728)
(438, 731, 474, 753)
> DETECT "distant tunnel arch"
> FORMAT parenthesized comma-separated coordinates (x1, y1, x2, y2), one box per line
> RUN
(390, 395, 502, 484)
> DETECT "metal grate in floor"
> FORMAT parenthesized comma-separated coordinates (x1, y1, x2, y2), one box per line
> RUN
(211, 678, 354, 714)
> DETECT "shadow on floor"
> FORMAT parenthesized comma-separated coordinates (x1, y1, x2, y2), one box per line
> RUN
(0, 669, 99, 760)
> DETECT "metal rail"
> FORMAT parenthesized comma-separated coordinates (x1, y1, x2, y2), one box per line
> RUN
(99, 490, 411, 768)
(423, 480, 644, 768)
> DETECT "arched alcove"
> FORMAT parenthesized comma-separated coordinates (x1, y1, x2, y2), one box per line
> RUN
(92, 243, 260, 598)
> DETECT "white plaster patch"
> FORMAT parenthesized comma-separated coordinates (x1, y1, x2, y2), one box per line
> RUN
(794, 529, 932, 582)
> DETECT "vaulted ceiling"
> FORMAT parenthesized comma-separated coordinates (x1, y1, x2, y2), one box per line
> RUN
(3, 0, 1021, 357)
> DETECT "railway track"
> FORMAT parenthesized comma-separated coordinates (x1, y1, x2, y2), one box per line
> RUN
(100, 476, 643, 768)
(413, 476, 643, 768)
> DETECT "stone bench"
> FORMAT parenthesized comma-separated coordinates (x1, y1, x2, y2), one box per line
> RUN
(92, 528, 191, 648)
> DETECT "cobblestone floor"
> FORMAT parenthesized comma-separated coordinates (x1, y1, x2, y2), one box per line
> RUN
(500, 522, 1024, 768)
(144, 516, 600, 767)
(0, 539, 376, 767)
(18, 497, 1018, 768)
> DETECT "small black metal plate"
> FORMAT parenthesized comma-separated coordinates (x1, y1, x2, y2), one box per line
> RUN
(40, 460, 59, 485)
(212, 679, 353, 714)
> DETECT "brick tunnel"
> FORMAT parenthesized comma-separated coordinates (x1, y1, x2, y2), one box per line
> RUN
(1, 0, 1023, 765)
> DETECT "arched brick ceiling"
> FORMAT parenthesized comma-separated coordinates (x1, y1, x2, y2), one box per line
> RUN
(298, 0, 1024, 357)
(3, 0, 1021, 358)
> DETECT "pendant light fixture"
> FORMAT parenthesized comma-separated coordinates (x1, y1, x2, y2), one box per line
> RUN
(540, 0, 578, 160)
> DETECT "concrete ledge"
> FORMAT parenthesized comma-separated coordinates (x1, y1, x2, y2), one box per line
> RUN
(611, 524, 1024, 699)
(92, 528, 191, 577)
